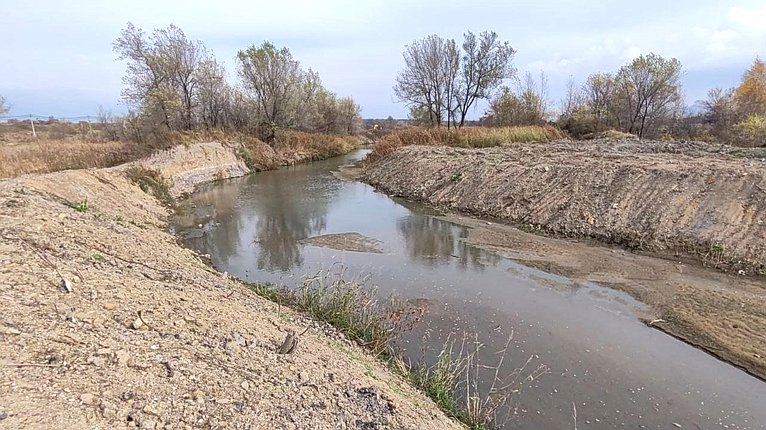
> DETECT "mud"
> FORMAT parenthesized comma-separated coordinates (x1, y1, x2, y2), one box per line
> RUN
(300, 232, 384, 253)
(0, 142, 459, 430)
(362, 140, 766, 380)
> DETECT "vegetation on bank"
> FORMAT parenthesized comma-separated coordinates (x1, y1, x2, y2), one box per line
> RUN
(0, 119, 361, 179)
(368, 125, 563, 162)
(246, 271, 545, 429)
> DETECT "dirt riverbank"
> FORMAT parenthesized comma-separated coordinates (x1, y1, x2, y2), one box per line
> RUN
(360, 139, 766, 380)
(0, 142, 460, 429)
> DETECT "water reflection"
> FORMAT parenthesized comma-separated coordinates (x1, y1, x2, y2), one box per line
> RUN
(397, 215, 500, 270)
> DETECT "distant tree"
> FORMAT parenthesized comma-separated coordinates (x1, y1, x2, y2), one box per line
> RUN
(612, 53, 684, 138)
(454, 31, 516, 127)
(559, 76, 585, 119)
(196, 58, 229, 130)
(237, 42, 302, 132)
(114, 22, 206, 131)
(583, 72, 618, 127)
(96, 106, 120, 141)
(393, 31, 515, 128)
(734, 58, 766, 117)
(394, 35, 457, 127)
(482, 72, 549, 126)
(700, 88, 737, 139)
(337, 97, 362, 135)
(0, 95, 9, 115)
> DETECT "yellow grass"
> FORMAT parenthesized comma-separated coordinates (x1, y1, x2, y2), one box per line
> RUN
(0, 139, 150, 179)
(368, 126, 564, 162)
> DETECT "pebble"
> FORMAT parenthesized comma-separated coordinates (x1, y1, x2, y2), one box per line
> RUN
(80, 393, 96, 405)
(241, 381, 250, 391)
(142, 404, 160, 416)
(141, 419, 157, 429)
(132, 318, 144, 330)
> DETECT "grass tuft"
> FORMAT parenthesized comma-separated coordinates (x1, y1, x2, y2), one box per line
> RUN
(124, 166, 176, 209)
(243, 269, 547, 429)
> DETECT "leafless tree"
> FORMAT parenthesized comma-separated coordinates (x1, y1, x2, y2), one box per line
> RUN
(560, 76, 585, 118)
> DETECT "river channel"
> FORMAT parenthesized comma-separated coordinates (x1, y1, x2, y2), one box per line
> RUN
(172, 149, 765, 429)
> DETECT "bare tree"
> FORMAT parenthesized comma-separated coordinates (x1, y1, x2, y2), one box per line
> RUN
(196, 59, 229, 130)
(96, 106, 120, 141)
(560, 76, 584, 118)
(394, 35, 455, 127)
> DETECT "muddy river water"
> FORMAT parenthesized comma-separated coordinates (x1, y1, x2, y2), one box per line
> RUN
(173, 150, 765, 429)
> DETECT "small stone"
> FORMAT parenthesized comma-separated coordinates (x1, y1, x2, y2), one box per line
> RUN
(103, 303, 116, 311)
(116, 350, 131, 366)
(240, 381, 250, 391)
(120, 391, 135, 401)
(132, 318, 144, 330)
(298, 371, 309, 382)
(80, 393, 96, 405)
(0, 411, 8, 420)
(142, 404, 159, 416)
(141, 419, 157, 429)
(87, 356, 106, 367)
(192, 390, 205, 404)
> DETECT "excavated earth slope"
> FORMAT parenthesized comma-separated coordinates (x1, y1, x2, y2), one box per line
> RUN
(364, 140, 766, 276)
(0, 142, 460, 430)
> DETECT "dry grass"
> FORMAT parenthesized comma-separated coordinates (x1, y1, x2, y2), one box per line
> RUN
(368, 126, 564, 162)
(0, 139, 151, 179)
(0, 127, 361, 180)
(234, 130, 361, 171)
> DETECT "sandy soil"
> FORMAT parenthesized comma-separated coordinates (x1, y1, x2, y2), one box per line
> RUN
(361, 139, 766, 380)
(0, 143, 460, 429)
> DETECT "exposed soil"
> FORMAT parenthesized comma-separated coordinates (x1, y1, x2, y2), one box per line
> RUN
(300, 233, 384, 254)
(361, 139, 766, 380)
(0, 143, 460, 430)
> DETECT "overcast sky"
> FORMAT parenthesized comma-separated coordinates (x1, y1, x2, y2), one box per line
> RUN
(1, 0, 764, 119)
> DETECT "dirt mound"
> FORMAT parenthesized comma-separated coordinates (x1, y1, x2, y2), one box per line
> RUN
(0, 143, 459, 429)
(363, 140, 766, 276)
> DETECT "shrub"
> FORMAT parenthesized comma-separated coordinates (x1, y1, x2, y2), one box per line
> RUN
(124, 166, 176, 209)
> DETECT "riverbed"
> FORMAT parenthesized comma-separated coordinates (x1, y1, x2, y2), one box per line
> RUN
(173, 149, 765, 429)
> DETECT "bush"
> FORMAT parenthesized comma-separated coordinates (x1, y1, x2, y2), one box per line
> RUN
(735, 115, 766, 147)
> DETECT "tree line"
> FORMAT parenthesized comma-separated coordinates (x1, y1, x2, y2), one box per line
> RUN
(395, 32, 765, 146)
(113, 23, 361, 144)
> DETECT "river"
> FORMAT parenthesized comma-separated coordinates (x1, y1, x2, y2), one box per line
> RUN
(172, 149, 765, 429)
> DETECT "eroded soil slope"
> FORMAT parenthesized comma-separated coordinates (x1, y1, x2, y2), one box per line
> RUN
(362, 139, 766, 379)
(0, 144, 459, 430)
(364, 140, 766, 275)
